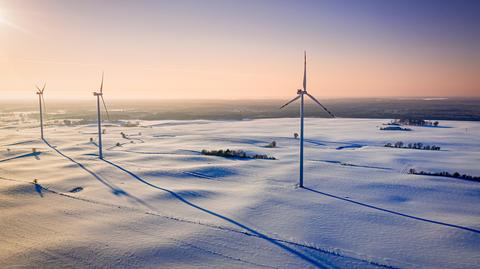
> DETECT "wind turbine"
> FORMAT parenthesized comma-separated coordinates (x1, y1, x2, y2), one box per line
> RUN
(93, 72, 110, 159)
(280, 51, 335, 188)
(35, 83, 47, 140)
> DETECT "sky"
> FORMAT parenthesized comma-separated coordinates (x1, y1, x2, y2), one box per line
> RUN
(1, 0, 479, 100)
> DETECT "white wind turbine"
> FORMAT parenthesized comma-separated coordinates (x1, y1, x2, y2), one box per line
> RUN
(93, 72, 110, 159)
(280, 51, 335, 188)
(35, 83, 47, 140)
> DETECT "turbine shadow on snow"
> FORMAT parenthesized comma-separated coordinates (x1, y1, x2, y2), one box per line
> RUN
(310, 160, 392, 171)
(102, 158, 335, 269)
(303, 187, 480, 234)
(43, 139, 153, 210)
(34, 182, 43, 197)
(0, 152, 42, 163)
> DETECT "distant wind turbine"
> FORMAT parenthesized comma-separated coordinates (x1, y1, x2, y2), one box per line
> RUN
(280, 51, 335, 188)
(35, 83, 47, 140)
(93, 72, 110, 159)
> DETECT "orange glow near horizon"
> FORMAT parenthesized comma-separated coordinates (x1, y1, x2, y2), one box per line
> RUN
(1, 1, 479, 100)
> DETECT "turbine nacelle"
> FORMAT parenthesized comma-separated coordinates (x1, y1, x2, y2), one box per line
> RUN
(35, 83, 46, 95)
(281, 90, 334, 118)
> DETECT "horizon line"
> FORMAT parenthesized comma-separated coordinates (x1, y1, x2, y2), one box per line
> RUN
(2, 96, 480, 103)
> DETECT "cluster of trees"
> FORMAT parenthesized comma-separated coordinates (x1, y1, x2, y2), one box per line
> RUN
(409, 168, 480, 182)
(58, 119, 91, 126)
(390, 118, 439, 127)
(201, 149, 276, 160)
(385, 141, 441, 150)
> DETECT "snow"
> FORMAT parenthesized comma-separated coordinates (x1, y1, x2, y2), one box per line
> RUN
(1, 117, 479, 268)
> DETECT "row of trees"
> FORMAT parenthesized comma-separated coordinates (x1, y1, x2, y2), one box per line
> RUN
(385, 141, 441, 150)
(409, 168, 479, 182)
(380, 126, 412, 131)
(201, 149, 276, 160)
(390, 118, 439, 127)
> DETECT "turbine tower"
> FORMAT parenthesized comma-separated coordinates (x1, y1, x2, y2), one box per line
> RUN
(35, 83, 47, 140)
(280, 51, 335, 188)
(93, 72, 110, 159)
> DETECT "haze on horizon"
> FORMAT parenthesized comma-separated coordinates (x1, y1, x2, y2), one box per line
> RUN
(1, 0, 479, 101)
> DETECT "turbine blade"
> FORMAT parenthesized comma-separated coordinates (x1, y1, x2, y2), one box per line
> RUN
(305, 93, 335, 117)
(101, 96, 110, 121)
(41, 83, 46, 93)
(100, 72, 104, 93)
(303, 51, 307, 91)
(280, 95, 301, 109)
(36, 85, 41, 92)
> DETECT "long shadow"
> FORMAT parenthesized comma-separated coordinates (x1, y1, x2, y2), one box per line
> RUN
(1, 140, 36, 147)
(0, 152, 42, 163)
(310, 160, 392, 171)
(336, 144, 364, 150)
(304, 139, 327, 146)
(303, 187, 480, 234)
(111, 149, 200, 156)
(102, 158, 336, 269)
(43, 139, 153, 210)
(302, 138, 360, 146)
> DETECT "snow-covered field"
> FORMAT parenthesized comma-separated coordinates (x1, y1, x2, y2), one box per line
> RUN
(1, 117, 479, 268)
